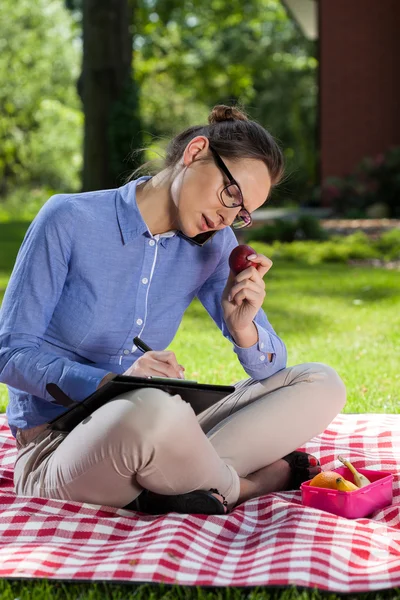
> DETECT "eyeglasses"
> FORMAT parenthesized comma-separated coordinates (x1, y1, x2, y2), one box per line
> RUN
(209, 145, 252, 230)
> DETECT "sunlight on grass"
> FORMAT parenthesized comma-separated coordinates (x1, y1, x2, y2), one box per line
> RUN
(0, 580, 384, 600)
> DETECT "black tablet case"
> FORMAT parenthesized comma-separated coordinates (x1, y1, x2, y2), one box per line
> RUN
(46, 375, 236, 432)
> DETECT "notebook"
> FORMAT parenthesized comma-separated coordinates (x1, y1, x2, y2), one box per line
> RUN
(46, 375, 236, 433)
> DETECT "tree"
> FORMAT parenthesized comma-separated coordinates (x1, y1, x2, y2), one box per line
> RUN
(133, 0, 317, 204)
(73, 0, 317, 197)
(2, 0, 317, 204)
(0, 0, 82, 196)
(79, 0, 142, 191)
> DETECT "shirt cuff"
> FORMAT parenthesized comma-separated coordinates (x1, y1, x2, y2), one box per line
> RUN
(58, 362, 111, 403)
(230, 321, 275, 366)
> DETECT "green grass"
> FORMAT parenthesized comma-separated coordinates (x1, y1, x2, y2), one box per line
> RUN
(0, 221, 30, 271)
(2, 581, 400, 600)
(0, 225, 400, 597)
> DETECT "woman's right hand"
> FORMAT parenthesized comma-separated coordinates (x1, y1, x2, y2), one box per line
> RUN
(123, 351, 185, 380)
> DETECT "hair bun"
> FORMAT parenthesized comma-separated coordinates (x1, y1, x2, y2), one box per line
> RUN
(208, 105, 248, 124)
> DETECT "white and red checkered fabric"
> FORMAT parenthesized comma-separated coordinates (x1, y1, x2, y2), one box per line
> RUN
(0, 414, 399, 592)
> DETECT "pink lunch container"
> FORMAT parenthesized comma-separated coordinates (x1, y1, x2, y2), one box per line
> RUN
(301, 466, 393, 519)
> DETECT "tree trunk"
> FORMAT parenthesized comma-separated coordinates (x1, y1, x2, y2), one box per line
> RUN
(80, 0, 138, 191)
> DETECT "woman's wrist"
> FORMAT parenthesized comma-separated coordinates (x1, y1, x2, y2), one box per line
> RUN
(229, 322, 258, 348)
(97, 372, 117, 390)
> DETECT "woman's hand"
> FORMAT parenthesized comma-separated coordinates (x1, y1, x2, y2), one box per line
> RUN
(222, 252, 273, 333)
(123, 351, 185, 380)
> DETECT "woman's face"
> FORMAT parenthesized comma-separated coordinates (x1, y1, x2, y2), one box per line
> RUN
(169, 136, 272, 238)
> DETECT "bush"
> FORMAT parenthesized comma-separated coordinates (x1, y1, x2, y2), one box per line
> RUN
(244, 215, 329, 244)
(0, 186, 57, 221)
(247, 230, 399, 265)
(374, 229, 400, 261)
(314, 146, 400, 218)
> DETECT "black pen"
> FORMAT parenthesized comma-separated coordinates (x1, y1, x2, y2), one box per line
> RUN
(133, 336, 153, 353)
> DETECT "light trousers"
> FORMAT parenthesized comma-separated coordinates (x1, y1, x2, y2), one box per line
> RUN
(14, 363, 346, 510)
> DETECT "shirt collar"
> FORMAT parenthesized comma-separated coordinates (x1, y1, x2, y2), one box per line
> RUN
(116, 177, 178, 246)
(116, 176, 218, 247)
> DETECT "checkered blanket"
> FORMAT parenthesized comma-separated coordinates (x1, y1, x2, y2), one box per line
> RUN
(1, 414, 400, 593)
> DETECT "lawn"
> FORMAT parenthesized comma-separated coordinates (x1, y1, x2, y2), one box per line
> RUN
(0, 223, 399, 598)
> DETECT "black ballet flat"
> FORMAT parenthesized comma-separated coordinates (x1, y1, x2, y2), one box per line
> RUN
(282, 451, 321, 490)
(124, 488, 228, 515)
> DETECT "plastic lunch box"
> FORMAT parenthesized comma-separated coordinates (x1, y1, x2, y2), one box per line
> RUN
(301, 466, 393, 519)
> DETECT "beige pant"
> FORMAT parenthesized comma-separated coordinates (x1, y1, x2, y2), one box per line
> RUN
(13, 363, 346, 510)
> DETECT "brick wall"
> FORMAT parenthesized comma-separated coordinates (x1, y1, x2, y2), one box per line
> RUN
(319, 0, 400, 181)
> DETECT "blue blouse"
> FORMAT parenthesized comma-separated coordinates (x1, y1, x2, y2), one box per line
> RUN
(0, 177, 287, 437)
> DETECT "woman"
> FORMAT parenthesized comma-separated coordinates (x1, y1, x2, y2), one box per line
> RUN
(0, 105, 346, 515)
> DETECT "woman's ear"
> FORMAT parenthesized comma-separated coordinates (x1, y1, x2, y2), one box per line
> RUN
(182, 136, 210, 166)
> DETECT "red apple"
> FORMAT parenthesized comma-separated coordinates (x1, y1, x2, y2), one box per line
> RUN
(229, 245, 258, 275)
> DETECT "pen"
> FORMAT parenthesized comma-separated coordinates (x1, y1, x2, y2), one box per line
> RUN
(133, 336, 153, 353)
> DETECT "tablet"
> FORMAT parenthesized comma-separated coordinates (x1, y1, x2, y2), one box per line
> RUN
(47, 375, 236, 433)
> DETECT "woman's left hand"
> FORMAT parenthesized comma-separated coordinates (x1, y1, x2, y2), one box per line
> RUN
(221, 252, 273, 333)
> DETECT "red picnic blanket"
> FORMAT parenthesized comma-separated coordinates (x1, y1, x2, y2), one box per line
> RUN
(0, 413, 399, 593)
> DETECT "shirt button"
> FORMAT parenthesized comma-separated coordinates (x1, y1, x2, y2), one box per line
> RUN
(142, 278, 148, 284)
(260, 342, 265, 349)
(136, 318, 143, 325)
(259, 355, 266, 362)
(123, 349, 130, 355)
(149, 240, 155, 246)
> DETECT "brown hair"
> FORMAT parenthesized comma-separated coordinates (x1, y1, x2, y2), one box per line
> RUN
(164, 104, 284, 185)
(128, 104, 284, 186)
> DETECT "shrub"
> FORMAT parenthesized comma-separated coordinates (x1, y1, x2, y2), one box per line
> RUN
(248, 230, 398, 265)
(374, 229, 400, 261)
(244, 215, 329, 244)
(0, 186, 57, 221)
(314, 146, 400, 218)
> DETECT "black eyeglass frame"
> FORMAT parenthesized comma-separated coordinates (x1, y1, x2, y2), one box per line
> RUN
(208, 145, 252, 229)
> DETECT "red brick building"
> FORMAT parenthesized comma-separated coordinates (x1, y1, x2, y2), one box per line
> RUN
(283, 0, 400, 183)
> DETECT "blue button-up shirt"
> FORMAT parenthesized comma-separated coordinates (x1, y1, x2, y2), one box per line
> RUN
(0, 177, 287, 437)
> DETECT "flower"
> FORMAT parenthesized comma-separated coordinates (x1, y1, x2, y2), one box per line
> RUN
(374, 153, 385, 167)
(324, 184, 340, 200)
